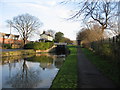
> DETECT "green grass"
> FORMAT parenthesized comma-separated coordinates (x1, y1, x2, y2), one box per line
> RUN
(81, 48, 120, 87)
(50, 45, 78, 88)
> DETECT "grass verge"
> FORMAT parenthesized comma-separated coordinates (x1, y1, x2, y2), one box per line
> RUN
(50, 45, 78, 88)
(81, 48, 120, 87)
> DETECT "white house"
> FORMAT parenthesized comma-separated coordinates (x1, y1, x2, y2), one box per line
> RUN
(40, 31, 53, 42)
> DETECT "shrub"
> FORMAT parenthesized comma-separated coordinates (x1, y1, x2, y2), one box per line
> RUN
(24, 42, 54, 50)
(91, 42, 114, 59)
(3, 44, 12, 49)
(101, 43, 112, 56)
(24, 42, 34, 49)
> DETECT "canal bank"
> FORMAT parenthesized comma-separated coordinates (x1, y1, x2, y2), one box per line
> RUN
(51, 46, 117, 88)
(1, 44, 70, 57)
(1, 45, 56, 57)
(1, 49, 36, 57)
(51, 45, 78, 88)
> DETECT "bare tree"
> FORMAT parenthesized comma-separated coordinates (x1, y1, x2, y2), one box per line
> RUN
(65, 0, 119, 33)
(77, 24, 104, 45)
(7, 13, 43, 45)
(47, 29, 55, 37)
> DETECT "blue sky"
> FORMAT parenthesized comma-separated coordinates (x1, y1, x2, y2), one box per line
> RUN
(0, 0, 82, 40)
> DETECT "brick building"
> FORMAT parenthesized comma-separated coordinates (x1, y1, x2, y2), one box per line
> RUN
(0, 32, 23, 48)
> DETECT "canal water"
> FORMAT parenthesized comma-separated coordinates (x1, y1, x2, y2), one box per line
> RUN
(0, 53, 65, 88)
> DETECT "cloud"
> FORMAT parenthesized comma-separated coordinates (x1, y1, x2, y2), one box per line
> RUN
(46, 1, 57, 6)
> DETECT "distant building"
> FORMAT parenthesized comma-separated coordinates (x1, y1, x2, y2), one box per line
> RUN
(39, 31, 53, 42)
(0, 32, 23, 48)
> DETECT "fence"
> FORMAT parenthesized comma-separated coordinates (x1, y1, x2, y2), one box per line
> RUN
(91, 34, 120, 61)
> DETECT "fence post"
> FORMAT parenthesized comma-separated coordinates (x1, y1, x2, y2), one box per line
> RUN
(116, 35, 119, 43)
(113, 37, 115, 43)
(109, 38, 111, 44)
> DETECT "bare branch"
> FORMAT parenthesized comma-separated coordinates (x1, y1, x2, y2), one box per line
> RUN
(66, 0, 119, 33)
(7, 13, 43, 45)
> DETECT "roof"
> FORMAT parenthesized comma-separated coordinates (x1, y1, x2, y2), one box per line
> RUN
(0, 32, 19, 38)
(40, 31, 53, 37)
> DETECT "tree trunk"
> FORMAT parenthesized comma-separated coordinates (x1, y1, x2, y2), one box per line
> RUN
(101, 26, 105, 34)
(23, 38, 27, 46)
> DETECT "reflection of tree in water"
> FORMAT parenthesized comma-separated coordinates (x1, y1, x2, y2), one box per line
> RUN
(28, 55, 65, 69)
(6, 59, 42, 88)
(27, 56, 54, 70)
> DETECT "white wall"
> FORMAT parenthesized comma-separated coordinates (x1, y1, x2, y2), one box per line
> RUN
(41, 34, 53, 41)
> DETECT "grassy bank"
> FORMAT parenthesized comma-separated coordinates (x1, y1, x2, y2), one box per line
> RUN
(2, 49, 36, 57)
(81, 48, 120, 87)
(51, 45, 78, 88)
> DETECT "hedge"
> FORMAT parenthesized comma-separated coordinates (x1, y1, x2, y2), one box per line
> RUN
(24, 42, 54, 50)
(3, 44, 12, 49)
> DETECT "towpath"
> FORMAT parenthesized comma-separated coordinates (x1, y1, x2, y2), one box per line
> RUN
(77, 47, 117, 88)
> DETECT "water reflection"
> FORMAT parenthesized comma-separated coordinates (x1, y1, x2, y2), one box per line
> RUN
(1, 53, 65, 88)
(5, 60, 42, 88)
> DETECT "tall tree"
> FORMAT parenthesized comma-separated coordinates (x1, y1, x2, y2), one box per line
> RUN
(55, 32, 64, 43)
(77, 24, 103, 44)
(63, 37, 73, 44)
(65, 0, 119, 33)
(7, 13, 43, 45)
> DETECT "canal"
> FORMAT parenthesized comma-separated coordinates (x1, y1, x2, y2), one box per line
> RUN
(0, 53, 66, 88)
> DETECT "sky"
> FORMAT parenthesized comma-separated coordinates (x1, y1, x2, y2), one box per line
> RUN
(0, 0, 83, 41)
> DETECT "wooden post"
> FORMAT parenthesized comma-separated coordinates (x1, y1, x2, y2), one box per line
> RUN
(2, 35, 5, 48)
(113, 37, 115, 43)
(116, 35, 118, 43)
(109, 38, 111, 44)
